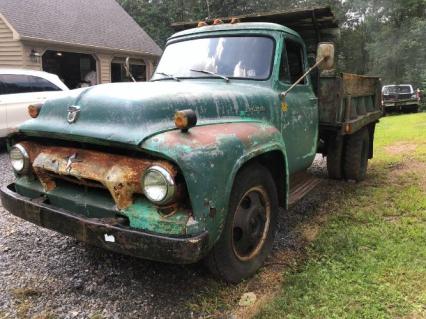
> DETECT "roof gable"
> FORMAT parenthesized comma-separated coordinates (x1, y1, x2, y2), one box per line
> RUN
(0, 0, 162, 56)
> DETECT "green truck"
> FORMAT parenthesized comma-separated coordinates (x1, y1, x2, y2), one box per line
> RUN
(1, 8, 382, 283)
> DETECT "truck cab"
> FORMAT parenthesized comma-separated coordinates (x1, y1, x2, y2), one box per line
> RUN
(1, 8, 382, 283)
(152, 22, 318, 173)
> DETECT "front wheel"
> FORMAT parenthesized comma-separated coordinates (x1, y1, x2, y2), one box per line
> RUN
(205, 164, 278, 283)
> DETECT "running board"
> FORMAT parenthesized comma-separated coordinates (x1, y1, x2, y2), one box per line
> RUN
(288, 172, 322, 206)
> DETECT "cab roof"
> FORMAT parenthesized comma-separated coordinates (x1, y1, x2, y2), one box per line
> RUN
(169, 22, 300, 41)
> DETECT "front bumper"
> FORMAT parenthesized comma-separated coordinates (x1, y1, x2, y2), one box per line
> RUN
(1, 183, 209, 264)
(383, 100, 419, 111)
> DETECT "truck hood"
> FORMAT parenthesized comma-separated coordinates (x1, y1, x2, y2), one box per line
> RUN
(20, 81, 278, 146)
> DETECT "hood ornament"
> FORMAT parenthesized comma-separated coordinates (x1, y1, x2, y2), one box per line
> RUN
(67, 105, 80, 124)
(65, 153, 82, 173)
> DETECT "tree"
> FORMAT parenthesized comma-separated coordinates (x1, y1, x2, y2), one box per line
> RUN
(118, 0, 426, 87)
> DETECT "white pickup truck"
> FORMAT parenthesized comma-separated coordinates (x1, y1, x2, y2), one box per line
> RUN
(0, 69, 69, 140)
(382, 84, 420, 113)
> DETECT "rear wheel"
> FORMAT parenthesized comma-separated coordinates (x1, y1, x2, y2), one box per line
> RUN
(411, 105, 419, 113)
(326, 135, 344, 180)
(205, 164, 278, 283)
(343, 128, 370, 181)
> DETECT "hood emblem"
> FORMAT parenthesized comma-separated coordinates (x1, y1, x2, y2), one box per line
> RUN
(65, 153, 82, 173)
(67, 105, 80, 124)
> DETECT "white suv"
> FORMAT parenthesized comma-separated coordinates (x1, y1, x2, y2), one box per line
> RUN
(0, 69, 69, 139)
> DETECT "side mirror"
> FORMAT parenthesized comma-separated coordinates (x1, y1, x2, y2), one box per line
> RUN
(280, 42, 335, 99)
(316, 42, 335, 71)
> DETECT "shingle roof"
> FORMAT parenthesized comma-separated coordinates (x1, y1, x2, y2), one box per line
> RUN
(0, 0, 162, 56)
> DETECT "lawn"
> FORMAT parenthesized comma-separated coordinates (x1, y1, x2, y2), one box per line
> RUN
(255, 113, 426, 318)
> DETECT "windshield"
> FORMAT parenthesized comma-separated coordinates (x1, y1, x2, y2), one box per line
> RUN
(152, 36, 275, 81)
(383, 85, 412, 94)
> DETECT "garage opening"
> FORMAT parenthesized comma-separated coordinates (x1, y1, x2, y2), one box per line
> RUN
(42, 50, 97, 89)
(111, 58, 146, 82)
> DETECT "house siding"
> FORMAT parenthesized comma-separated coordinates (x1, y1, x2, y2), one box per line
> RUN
(0, 16, 23, 67)
(97, 54, 113, 84)
(22, 44, 43, 70)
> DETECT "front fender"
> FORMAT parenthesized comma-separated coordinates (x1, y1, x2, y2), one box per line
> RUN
(141, 122, 289, 246)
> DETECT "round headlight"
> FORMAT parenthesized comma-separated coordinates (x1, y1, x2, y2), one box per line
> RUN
(142, 166, 176, 205)
(9, 144, 30, 174)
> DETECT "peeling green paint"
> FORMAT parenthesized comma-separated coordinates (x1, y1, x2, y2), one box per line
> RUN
(122, 198, 201, 236)
(13, 25, 318, 249)
(14, 177, 201, 236)
(141, 122, 289, 244)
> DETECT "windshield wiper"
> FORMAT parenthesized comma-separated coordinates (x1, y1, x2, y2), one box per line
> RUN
(154, 72, 180, 82)
(190, 69, 229, 82)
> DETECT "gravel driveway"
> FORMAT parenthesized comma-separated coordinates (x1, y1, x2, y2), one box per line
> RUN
(0, 149, 331, 319)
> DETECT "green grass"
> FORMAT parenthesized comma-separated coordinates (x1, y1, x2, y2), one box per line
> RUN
(256, 113, 426, 319)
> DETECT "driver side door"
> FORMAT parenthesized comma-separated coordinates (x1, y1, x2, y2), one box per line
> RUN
(277, 35, 318, 174)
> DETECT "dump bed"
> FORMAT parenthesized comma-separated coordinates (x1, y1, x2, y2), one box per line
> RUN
(319, 73, 382, 135)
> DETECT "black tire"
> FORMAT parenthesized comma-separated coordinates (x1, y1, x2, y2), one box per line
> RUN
(404, 105, 419, 113)
(0, 139, 5, 152)
(205, 163, 279, 283)
(326, 135, 344, 179)
(343, 128, 370, 182)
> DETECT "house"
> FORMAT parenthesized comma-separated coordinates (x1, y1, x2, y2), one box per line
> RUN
(0, 0, 162, 88)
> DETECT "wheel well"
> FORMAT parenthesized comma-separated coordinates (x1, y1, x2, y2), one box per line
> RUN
(237, 151, 287, 208)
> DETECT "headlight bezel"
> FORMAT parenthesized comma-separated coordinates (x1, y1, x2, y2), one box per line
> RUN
(9, 143, 30, 174)
(142, 165, 176, 205)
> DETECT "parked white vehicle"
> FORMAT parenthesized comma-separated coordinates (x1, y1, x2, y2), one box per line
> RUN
(381, 84, 420, 113)
(0, 69, 69, 139)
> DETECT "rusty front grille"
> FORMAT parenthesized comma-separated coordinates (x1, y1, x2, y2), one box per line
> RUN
(44, 172, 106, 190)
(20, 142, 177, 210)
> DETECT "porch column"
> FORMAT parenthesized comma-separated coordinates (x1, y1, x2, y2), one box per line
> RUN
(144, 58, 155, 80)
(96, 54, 113, 84)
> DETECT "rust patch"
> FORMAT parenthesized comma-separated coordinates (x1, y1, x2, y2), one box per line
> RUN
(342, 73, 380, 97)
(20, 142, 177, 209)
(160, 123, 277, 148)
